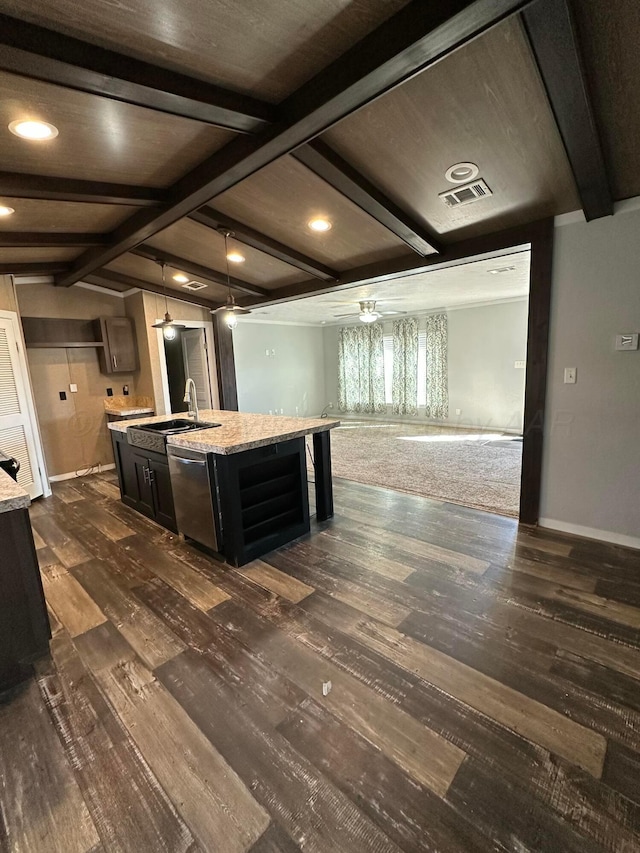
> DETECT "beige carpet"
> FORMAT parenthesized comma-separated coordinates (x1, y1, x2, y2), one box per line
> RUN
(313, 421, 522, 517)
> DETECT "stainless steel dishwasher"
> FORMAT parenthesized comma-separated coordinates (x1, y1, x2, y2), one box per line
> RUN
(167, 446, 221, 552)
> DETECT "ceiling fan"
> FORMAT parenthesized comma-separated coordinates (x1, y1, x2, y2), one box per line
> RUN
(333, 300, 406, 323)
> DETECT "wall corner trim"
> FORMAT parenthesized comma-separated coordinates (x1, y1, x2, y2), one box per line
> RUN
(539, 517, 640, 551)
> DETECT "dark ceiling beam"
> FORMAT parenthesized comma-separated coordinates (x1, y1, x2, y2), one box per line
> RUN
(242, 219, 544, 307)
(0, 13, 275, 133)
(56, 0, 530, 287)
(0, 232, 108, 247)
(84, 270, 221, 310)
(0, 171, 164, 206)
(189, 207, 339, 281)
(130, 244, 268, 297)
(292, 140, 442, 256)
(522, 0, 612, 220)
(0, 262, 70, 275)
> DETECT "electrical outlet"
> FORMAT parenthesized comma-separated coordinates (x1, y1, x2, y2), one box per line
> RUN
(615, 333, 639, 351)
(106, 388, 113, 396)
(265, 349, 270, 357)
(69, 383, 78, 393)
(564, 367, 577, 384)
(455, 408, 462, 415)
(59, 391, 67, 401)
(328, 402, 333, 409)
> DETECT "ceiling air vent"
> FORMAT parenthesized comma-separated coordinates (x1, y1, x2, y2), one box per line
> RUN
(439, 178, 492, 208)
(182, 280, 208, 291)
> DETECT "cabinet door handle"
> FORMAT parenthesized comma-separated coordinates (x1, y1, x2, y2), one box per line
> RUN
(112, 354, 118, 369)
(143, 466, 149, 484)
(147, 468, 155, 485)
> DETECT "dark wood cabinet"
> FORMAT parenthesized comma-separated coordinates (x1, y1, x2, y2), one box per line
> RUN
(111, 432, 176, 531)
(0, 506, 51, 690)
(98, 317, 138, 374)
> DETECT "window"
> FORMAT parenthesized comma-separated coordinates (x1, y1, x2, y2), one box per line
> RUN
(383, 328, 427, 407)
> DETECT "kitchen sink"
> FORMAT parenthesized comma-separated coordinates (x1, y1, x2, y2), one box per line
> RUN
(127, 418, 220, 454)
(136, 419, 220, 435)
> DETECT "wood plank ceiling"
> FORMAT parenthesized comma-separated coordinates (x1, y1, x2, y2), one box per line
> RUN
(0, 0, 626, 308)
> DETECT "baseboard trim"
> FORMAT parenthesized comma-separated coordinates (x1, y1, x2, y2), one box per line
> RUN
(539, 517, 640, 551)
(49, 463, 115, 483)
(336, 414, 522, 434)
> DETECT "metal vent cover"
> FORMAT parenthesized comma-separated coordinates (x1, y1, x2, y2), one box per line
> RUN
(182, 280, 208, 291)
(439, 178, 492, 207)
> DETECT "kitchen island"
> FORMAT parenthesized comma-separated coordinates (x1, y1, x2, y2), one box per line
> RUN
(109, 410, 339, 566)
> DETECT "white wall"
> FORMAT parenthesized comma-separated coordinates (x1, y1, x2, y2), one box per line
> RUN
(540, 203, 640, 546)
(323, 299, 529, 432)
(233, 322, 326, 417)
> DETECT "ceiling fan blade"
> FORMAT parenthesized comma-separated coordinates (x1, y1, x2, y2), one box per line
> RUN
(333, 312, 359, 318)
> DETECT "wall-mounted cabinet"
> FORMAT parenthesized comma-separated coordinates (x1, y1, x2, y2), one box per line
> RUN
(21, 315, 138, 375)
(97, 317, 138, 374)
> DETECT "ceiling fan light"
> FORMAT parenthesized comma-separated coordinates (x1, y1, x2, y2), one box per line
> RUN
(359, 312, 378, 323)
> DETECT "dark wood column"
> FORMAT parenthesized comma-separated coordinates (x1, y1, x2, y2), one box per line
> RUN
(213, 315, 238, 411)
(520, 218, 554, 525)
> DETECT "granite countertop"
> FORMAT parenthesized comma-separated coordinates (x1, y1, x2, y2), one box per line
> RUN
(104, 395, 154, 417)
(108, 410, 340, 455)
(0, 468, 30, 514)
(104, 405, 155, 416)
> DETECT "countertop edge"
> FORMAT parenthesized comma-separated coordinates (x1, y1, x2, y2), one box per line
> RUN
(0, 469, 31, 514)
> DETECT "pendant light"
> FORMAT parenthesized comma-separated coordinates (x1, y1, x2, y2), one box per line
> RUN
(151, 262, 186, 340)
(212, 230, 251, 329)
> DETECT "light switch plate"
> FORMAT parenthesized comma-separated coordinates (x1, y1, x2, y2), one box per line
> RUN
(514, 360, 526, 369)
(564, 367, 577, 384)
(615, 333, 639, 351)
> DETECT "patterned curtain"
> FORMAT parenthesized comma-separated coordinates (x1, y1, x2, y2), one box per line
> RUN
(425, 313, 449, 419)
(337, 324, 386, 413)
(392, 317, 418, 415)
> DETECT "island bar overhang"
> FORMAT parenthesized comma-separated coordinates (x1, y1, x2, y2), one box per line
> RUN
(108, 410, 339, 567)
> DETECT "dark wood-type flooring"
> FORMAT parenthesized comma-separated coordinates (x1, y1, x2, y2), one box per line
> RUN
(2, 472, 640, 852)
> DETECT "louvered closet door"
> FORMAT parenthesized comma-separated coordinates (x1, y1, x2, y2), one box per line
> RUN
(0, 315, 43, 498)
(182, 328, 212, 409)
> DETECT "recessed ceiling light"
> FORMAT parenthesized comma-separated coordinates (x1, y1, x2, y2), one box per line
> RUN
(9, 120, 59, 140)
(308, 218, 332, 232)
(172, 272, 189, 283)
(227, 251, 245, 263)
(0, 205, 15, 216)
(445, 162, 479, 184)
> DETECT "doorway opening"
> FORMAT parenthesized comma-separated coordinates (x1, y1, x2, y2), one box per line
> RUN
(233, 249, 532, 519)
(160, 323, 217, 416)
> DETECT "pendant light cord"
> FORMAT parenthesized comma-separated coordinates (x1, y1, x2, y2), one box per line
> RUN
(224, 231, 233, 305)
(161, 262, 169, 314)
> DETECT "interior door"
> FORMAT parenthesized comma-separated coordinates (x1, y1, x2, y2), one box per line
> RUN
(0, 314, 43, 498)
(182, 328, 212, 409)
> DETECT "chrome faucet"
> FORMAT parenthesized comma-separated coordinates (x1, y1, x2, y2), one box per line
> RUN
(183, 377, 199, 421)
